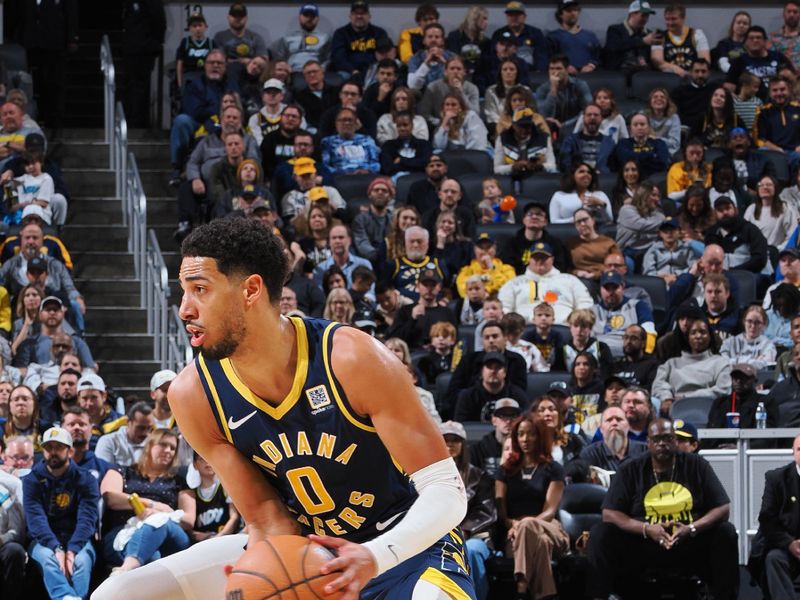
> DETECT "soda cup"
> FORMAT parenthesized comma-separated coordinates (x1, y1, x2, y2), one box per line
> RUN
(726, 412, 741, 428)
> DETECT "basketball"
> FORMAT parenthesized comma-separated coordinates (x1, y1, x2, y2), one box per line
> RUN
(224, 535, 343, 600)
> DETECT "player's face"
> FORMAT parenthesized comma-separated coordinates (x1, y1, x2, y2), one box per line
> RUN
(179, 256, 247, 360)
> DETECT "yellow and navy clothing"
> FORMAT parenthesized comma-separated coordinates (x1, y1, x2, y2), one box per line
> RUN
(90, 410, 127, 451)
(175, 36, 216, 74)
(455, 258, 516, 298)
(398, 27, 424, 64)
(754, 100, 800, 151)
(0, 236, 73, 271)
(330, 23, 389, 75)
(610, 137, 670, 178)
(663, 27, 700, 71)
(196, 317, 417, 543)
(389, 255, 446, 301)
(194, 481, 232, 534)
(666, 160, 712, 196)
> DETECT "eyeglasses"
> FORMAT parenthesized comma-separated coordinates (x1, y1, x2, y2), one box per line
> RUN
(745, 319, 764, 326)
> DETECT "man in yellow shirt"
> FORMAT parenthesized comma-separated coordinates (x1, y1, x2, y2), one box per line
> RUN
(398, 3, 440, 63)
(456, 232, 516, 297)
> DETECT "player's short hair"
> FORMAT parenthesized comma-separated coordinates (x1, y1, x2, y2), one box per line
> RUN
(182, 218, 289, 306)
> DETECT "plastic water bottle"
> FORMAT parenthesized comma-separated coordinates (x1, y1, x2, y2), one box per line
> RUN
(756, 402, 767, 430)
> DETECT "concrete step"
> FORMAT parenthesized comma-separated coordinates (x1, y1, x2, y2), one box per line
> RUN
(85, 332, 153, 360)
(63, 168, 172, 197)
(85, 306, 147, 333)
(61, 224, 128, 251)
(72, 251, 136, 278)
(75, 278, 142, 307)
(95, 360, 161, 388)
(57, 128, 169, 141)
(59, 141, 169, 170)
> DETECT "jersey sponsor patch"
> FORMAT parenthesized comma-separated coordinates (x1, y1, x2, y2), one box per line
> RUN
(306, 385, 332, 410)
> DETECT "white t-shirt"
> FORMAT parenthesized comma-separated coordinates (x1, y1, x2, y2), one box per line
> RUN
(15, 172, 53, 223)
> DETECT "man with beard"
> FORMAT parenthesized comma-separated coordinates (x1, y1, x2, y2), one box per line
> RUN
(312, 225, 374, 290)
(23, 331, 75, 396)
(330, 1, 388, 82)
(617, 386, 652, 442)
(271, 4, 331, 72)
(558, 103, 615, 173)
(76, 374, 125, 450)
(502, 201, 571, 275)
(212, 3, 267, 65)
(666, 244, 741, 313)
(61, 406, 112, 482)
(280, 156, 345, 224)
(586, 418, 738, 600)
(453, 352, 528, 423)
(613, 324, 660, 390)
(352, 177, 394, 265)
(38, 367, 80, 429)
(754, 76, 800, 174)
(707, 363, 779, 432)
(385, 268, 456, 351)
(726, 129, 774, 197)
(470, 399, 521, 478)
(95, 401, 156, 467)
(407, 153, 448, 214)
(671, 58, 715, 135)
(385, 226, 447, 301)
(592, 271, 655, 359)
(580, 406, 647, 472)
(260, 104, 304, 181)
(150, 369, 177, 429)
(23, 427, 99, 600)
(726, 26, 792, 100)
(421, 178, 476, 241)
(704, 195, 769, 274)
(771, 1, 800, 70)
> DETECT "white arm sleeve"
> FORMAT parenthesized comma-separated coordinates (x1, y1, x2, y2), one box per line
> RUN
(362, 457, 467, 576)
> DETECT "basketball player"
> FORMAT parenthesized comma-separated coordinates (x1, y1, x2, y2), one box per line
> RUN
(92, 218, 474, 600)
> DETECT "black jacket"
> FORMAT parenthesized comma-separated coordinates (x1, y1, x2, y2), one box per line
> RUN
(603, 22, 651, 70)
(704, 217, 769, 274)
(758, 463, 800, 550)
(444, 349, 528, 419)
(707, 389, 779, 448)
(671, 82, 715, 135)
(380, 137, 432, 176)
(613, 355, 660, 391)
(318, 103, 377, 139)
(453, 381, 529, 422)
(294, 85, 341, 129)
(501, 228, 571, 275)
(385, 303, 457, 351)
(766, 369, 800, 427)
(122, 0, 166, 55)
(14, 0, 78, 50)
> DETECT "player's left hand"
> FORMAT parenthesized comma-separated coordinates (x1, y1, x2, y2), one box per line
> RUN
(309, 534, 378, 600)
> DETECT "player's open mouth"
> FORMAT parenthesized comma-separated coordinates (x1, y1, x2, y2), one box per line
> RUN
(187, 325, 206, 347)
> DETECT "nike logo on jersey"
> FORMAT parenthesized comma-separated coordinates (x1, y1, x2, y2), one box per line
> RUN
(375, 511, 405, 531)
(228, 410, 258, 430)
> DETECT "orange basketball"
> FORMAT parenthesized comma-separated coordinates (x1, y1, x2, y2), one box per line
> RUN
(224, 535, 343, 600)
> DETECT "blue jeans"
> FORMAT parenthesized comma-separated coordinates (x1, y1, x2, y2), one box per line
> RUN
(30, 540, 95, 600)
(465, 538, 491, 600)
(170, 114, 199, 167)
(124, 520, 190, 565)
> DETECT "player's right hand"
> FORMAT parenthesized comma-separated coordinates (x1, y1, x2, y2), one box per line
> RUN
(309, 534, 378, 600)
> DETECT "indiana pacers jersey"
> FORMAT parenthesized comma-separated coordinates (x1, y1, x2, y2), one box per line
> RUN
(195, 316, 417, 543)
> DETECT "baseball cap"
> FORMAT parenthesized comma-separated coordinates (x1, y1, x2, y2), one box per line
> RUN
(262, 78, 285, 92)
(559, 0, 580, 9)
(229, 3, 247, 17)
(307, 186, 329, 202)
(41, 426, 73, 448)
(376, 38, 395, 53)
(476, 232, 495, 246)
(482, 351, 507, 367)
(628, 0, 655, 14)
(673, 418, 698, 441)
(299, 4, 319, 16)
(351, 0, 369, 12)
(293, 156, 317, 176)
(78, 373, 106, 393)
(505, 1, 526, 14)
(440, 421, 467, 440)
(548, 381, 569, 396)
(779, 248, 799, 260)
(659, 217, 680, 230)
(21, 203, 50, 225)
(512, 107, 534, 125)
(499, 31, 519, 45)
(600, 271, 624, 287)
(427, 153, 446, 166)
(729, 127, 749, 138)
(530, 241, 554, 256)
(353, 308, 377, 330)
(24, 132, 45, 151)
(713, 195, 735, 208)
(150, 369, 177, 392)
(249, 198, 274, 213)
(494, 398, 522, 415)
(40, 295, 63, 311)
(522, 201, 548, 216)
(419, 268, 442, 285)
(604, 374, 628, 389)
(187, 12, 207, 25)
(731, 363, 757, 379)
(27, 255, 47, 274)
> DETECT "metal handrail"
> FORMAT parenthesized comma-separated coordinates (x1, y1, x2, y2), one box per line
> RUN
(145, 230, 170, 363)
(100, 35, 115, 151)
(168, 306, 193, 372)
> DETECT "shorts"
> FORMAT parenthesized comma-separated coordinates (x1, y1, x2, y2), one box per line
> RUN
(361, 529, 476, 600)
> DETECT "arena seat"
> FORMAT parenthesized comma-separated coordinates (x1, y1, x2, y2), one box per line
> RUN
(519, 173, 563, 204)
(333, 174, 376, 201)
(462, 421, 493, 443)
(345, 197, 369, 222)
(476, 223, 517, 252)
(458, 173, 513, 208)
(395, 172, 426, 204)
(527, 371, 571, 401)
(669, 396, 714, 428)
(457, 325, 475, 352)
(758, 149, 790, 185)
(625, 274, 668, 330)
(580, 70, 628, 101)
(630, 71, 682, 102)
(440, 150, 493, 177)
(597, 172, 618, 199)
(543, 223, 577, 245)
(727, 269, 757, 305)
(0, 43, 28, 72)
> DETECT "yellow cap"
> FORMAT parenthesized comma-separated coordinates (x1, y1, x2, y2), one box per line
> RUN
(293, 156, 317, 176)
(308, 186, 329, 202)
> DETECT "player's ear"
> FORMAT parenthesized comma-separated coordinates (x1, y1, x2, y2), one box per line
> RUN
(242, 273, 265, 306)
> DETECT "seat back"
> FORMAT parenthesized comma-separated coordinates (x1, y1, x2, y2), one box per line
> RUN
(558, 483, 607, 548)
(458, 173, 514, 208)
(544, 223, 577, 244)
(476, 223, 517, 254)
(630, 71, 682, 101)
(625, 274, 668, 330)
(440, 150, 493, 177)
(395, 172, 426, 205)
(333, 174, 376, 201)
(727, 269, 757, 305)
(519, 173, 563, 205)
(457, 325, 475, 352)
(0, 44, 27, 72)
(759, 149, 790, 185)
(434, 372, 452, 414)
(527, 371, 571, 401)
(669, 396, 714, 428)
(580, 70, 629, 101)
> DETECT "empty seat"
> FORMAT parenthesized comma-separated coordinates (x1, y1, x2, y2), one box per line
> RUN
(669, 396, 714, 428)
(758, 149, 790, 185)
(462, 421, 494, 443)
(625, 274, 668, 330)
(727, 269, 757, 305)
(476, 223, 517, 252)
(333, 174, 376, 201)
(527, 371, 570, 401)
(0, 44, 27, 72)
(597, 172, 618, 199)
(630, 71, 682, 102)
(457, 325, 475, 352)
(395, 172, 426, 205)
(519, 173, 563, 205)
(580, 70, 628, 101)
(345, 197, 370, 222)
(544, 223, 577, 244)
(440, 150, 493, 177)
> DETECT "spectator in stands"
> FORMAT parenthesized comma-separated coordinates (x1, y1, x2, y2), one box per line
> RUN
(385, 268, 456, 351)
(567, 207, 618, 279)
(23, 330, 73, 395)
(720, 304, 777, 369)
(705, 195, 769, 274)
(613, 324, 660, 389)
(500, 241, 594, 325)
(609, 160, 640, 217)
(677, 185, 714, 252)
(362, 59, 399, 119)
(270, 4, 331, 72)
(713, 11, 750, 73)
(323, 288, 356, 324)
(450, 275, 487, 326)
(330, 0, 388, 82)
(521, 303, 564, 371)
(416, 321, 457, 385)
(99, 429, 194, 573)
(0, 460, 24, 600)
(496, 86, 548, 140)
(352, 177, 394, 265)
(206, 129, 247, 210)
(603, 0, 659, 72)
(765, 283, 800, 351)
(189, 452, 240, 543)
(767, 341, 800, 426)
(532, 394, 586, 465)
(534, 54, 591, 131)
(175, 12, 216, 89)
(671, 58, 715, 135)
(454, 351, 528, 423)
(419, 56, 480, 128)
(765, 249, 800, 311)
(580, 405, 647, 473)
(296, 201, 332, 269)
(696, 272, 740, 339)
(781, 163, 800, 213)
(408, 24, 453, 92)
(731, 73, 763, 130)
(2, 384, 41, 447)
(652, 315, 732, 416)
(62, 406, 111, 483)
(645, 88, 682, 156)
(642, 217, 693, 285)
(313, 225, 372, 288)
(502, 201, 571, 275)
(431, 210, 474, 279)
(379, 112, 432, 177)
(699, 90, 745, 153)
(726, 26, 792, 102)
(586, 418, 738, 600)
(319, 81, 377, 140)
(376, 87, 429, 145)
(24, 427, 98, 600)
(610, 112, 670, 178)
(281, 157, 345, 225)
(383, 206, 422, 267)
(551, 163, 613, 225)
(455, 234, 516, 298)
(650, 4, 711, 77)
(494, 107, 555, 177)
(76, 375, 124, 451)
(321, 108, 380, 175)
(279, 287, 301, 317)
(1, 435, 33, 478)
(616, 181, 666, 266)
(503, 312, 547, 373)
(0, 102, 44, 176)
(593, 271, 655, 358)
(667, 140, 712, 204)
(755, 76, 800, 174)
(431, 93, 488, 152)
(547, 0, 600, 74)
(169, 49, 237, 181)
(11, 283, 40, 354)
(39, 367, 79, 430)
(248, 79, 293, 147)
(396, 3, 438, 64)
(422, 177, 476, 240)
(568, 350, 605, 423)
(294, 60, 339, 132)
(213, 3, 266, 65)
(745, 175, 798, 249)
(260, 104, 305, 180)
(770, 1, 800, 70)
(491, 1, 548, 73)
(559, 103, 615, 174)
(553, 308, 614, 376)
(471, 398, 520, 479)
(708, 362, 778, 435)
(484, 59, 530, 133)
(375, 280, 412, 334)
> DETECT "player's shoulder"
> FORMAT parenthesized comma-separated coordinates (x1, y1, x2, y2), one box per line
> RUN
(168, 361, 204, 406)
(330, 325, 406, 379)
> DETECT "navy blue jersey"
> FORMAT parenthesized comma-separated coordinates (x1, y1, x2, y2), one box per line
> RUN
(194, 481, 231, 533)
(196, 316, 417, 543)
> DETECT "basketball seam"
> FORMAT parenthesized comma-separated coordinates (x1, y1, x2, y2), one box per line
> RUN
(264, 537, 300, 600)
(229, 569, 336, 600)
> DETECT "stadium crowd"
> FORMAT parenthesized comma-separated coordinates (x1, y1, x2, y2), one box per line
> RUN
(9, 0, 800, 598)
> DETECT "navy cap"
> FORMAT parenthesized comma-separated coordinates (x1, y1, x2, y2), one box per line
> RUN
(419, 268, 442, 284)
(600, 271, 624, 286)
(659, 217, 680, 230)
(27, 255, 47, 273)
(673, 418, 698, 441)
(548, 381, 569, 396)
(482, 352, 507, 367)
(530, 241, 554, 256)
(351, 0, 369, 12)
(299, 4, 319, 16)
(476, 232, 495, 246)
(229, 3, 247, 17)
